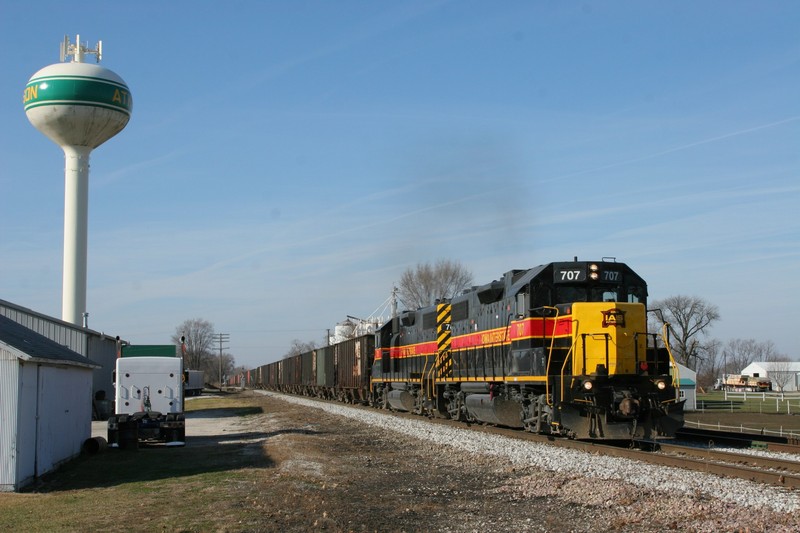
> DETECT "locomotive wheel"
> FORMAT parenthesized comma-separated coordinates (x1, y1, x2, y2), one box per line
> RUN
(447, 393, 465, 422)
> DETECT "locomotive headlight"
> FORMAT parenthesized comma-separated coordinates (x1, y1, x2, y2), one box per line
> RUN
(589, 263, 599, 280)
(583, 380, 594, 391)
(655, 380, 667, 390)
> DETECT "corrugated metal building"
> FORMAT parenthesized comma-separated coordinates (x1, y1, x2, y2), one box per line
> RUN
(0, 315, 100, 491)
(0, 299, 119, 400)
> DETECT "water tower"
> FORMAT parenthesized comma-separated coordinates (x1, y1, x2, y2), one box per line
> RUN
(23, 35, 132, 326)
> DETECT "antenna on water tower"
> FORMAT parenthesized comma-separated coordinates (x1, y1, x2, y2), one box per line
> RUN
(23, 35, 132, 326)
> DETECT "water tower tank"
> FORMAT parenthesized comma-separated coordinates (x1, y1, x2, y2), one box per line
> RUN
(23, 35, 132, 326)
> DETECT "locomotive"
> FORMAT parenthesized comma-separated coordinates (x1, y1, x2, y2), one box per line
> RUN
(248, 258, 685, 440)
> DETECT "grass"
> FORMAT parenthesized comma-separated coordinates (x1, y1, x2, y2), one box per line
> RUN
(686, 391, 800, 437)
(0, 393, 275, 532)
(693, 391, 800, 414)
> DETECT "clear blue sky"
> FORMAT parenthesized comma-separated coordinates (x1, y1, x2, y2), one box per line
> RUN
(1, 2, 798, 368)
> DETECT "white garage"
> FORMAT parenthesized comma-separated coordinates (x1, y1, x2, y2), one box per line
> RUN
(0, 315, 99, 491)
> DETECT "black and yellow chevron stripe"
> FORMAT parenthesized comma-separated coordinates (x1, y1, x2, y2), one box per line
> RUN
(435, 303, 452, 378)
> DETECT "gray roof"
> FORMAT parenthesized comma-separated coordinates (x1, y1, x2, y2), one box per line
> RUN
(0, 314, 99, 369)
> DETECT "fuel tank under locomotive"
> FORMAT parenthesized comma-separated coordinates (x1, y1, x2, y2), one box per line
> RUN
(462, 383, 525, 429)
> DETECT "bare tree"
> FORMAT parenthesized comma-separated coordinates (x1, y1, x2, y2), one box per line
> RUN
(283, 338, 318, 359)
(171, 318, 215, 370)
(722, 338, 758, 375)
(694, 338, 723, 391)
(397, 259, 473, 310)
(721, 338, 783, 375)
(650, 295, 720, 369)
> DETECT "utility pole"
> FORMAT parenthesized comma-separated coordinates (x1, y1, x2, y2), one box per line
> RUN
(212, 333, 229, 389)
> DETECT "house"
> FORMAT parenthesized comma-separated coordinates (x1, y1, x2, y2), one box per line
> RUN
(0, 315, 100, 491)
(740, 361, 800, 393)
(672, 362, 697, 411)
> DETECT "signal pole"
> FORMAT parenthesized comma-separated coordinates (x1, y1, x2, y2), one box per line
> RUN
(212, 333, 229, 389)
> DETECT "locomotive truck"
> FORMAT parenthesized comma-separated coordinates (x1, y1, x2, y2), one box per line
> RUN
(107, 344, 186, 448)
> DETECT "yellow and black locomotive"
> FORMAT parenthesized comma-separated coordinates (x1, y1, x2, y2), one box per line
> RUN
(370, 258, 684, 440)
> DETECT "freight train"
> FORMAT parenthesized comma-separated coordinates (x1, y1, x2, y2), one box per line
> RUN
(240, 258, 685, 440)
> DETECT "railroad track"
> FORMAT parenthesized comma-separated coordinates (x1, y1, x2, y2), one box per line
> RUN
(632, 440, 800, 488)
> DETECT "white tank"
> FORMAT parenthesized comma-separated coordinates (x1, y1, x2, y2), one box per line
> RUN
(23, 36, 132, 326)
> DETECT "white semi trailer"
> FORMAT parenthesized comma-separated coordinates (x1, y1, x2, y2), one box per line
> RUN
(107, 345, 186, 448)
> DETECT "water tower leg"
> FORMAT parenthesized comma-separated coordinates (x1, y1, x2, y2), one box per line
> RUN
(62, 145, 91, 326)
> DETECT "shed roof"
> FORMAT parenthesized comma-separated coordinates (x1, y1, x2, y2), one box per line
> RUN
(0, 315, 99, 369)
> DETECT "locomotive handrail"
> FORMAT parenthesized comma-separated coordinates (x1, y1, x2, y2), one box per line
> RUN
(660, 324, 681, 403)
(536, 306, 561, 406)
(558, 327, 576, 403)
(422, 350, 436, 410)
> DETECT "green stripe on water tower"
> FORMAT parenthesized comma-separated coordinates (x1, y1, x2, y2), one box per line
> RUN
(23, 75, 132, 114)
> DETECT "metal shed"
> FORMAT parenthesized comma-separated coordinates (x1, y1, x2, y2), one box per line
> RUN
(0, 315, 100, 491)
(672, 362, 697, 411)
(0, 298, 119, 401)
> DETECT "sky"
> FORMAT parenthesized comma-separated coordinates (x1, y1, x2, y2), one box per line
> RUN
(1, 2, 798, 369)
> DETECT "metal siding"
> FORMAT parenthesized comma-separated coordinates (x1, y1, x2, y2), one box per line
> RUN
(316, 346, 335, 387)
(336, 336, 374, 390)
(87, 335, 116, 398)
(291, 354, 302, 386)
(15, 363, 38, 491)
(301, 351, 314, 386)
(327, 347, 336, 388)
(0, 353, 20, 491)
(35, 365, 93, 478)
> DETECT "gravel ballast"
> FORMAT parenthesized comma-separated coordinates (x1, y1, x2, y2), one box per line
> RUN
(260, 391, 800, 531)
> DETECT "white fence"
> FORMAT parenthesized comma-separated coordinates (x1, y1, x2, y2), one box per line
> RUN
(683, 419, 800, 439)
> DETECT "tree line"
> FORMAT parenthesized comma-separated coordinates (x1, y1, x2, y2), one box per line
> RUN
(650, 295, 792, 390)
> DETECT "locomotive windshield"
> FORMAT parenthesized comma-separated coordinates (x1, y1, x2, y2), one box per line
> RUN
(556, 285, 642, 304)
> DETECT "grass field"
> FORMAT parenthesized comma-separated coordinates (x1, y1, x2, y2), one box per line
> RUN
(686, 392, 800, 438)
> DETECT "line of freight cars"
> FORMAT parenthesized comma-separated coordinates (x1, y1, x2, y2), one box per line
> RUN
(240, 336, 374, 404)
